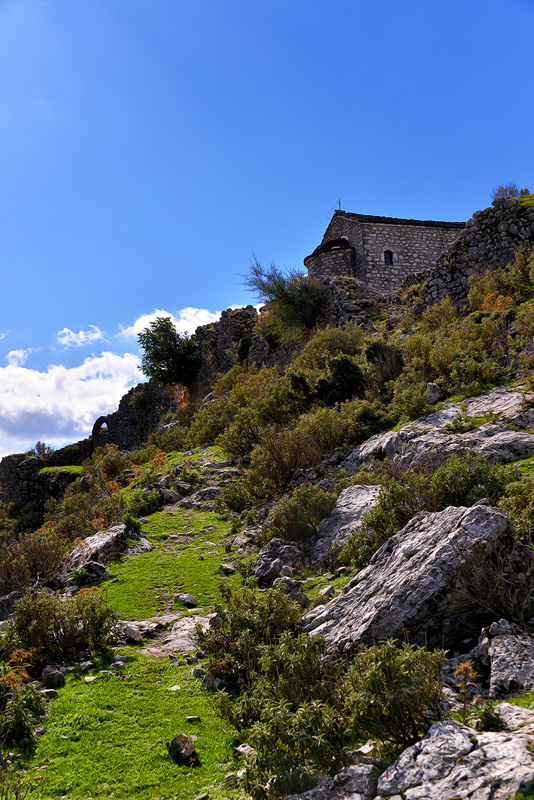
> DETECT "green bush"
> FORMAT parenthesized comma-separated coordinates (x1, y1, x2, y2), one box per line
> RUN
(244, 260, 326, 340)
(9, 590, 118, 660)
(341, 454, 511, 569)
(499, 478, 534, 544)
(195, 584, 301, 693)
(263, 484, 336, 543)
(344, 640, 445, 746)
(213, 479, 253, 515)
(292, 322, 366, 371)
(127, 488, 161, 518)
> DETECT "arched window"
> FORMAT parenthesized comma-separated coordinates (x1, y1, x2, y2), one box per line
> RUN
(384, 249, 394, 265)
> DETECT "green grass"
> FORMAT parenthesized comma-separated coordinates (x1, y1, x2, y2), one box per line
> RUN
(18, 654, 242, 800)
(38, 465, 84, 476)
(104, 508, 242, 620)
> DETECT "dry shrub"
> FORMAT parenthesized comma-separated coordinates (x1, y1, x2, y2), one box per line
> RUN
(9, 590, 118, 660)
(480, 292, 513, 312)
(0, 529, 64, 594)
(455, 529, 534, 629)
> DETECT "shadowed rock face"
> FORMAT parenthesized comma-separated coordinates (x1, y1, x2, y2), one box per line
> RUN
(301, 503, 516, 651)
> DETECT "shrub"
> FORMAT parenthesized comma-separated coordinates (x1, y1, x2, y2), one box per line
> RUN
(263, 484, 336, 543)
(195, 584, 301, 693)
(313, 355, 366, 405)
(213, 479, 253, 515)
(390, 377, 432, 421)
(344, 639, 446, 746)
(93, 444, 131, 482)
(340, 454, 510, 569)
(8, 590, 118, 660)
(246, 426, 322, 497)
(498, 478, 534, 544)
(0, 528, 64, 594)
(127, 488, 161, 518)
(217, 632, 347, 799)
(44, 480, 125, 545)
(244, 259, 326, 339)
(491, 183, 532, 202)
(129, 443, 162, 465)
(292, 323, 366, 371)
(364, 340, 404, 383)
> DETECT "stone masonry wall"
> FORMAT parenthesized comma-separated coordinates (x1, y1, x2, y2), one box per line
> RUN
(305, 211, 464, 292)
(401, 198, 534, 312)
(361, 222, 461, 291)
(306, 248, 354, 281)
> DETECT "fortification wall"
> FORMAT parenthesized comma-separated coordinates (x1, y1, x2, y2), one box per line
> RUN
(401, 198, 534, 311)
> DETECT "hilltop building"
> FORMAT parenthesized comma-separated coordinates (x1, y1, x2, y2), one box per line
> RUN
(304, 210, 465, 292)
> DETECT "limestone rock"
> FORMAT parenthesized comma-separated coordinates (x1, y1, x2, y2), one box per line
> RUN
(179, 486, 222, 510)
(273, 576, 310, 608)
(251, 539, 303, 586)
(301, 504, 514, 650)
(0, 590, 22, 621)
(488, 627, 534, 698)
(162, 615, 214, 652)
(176, 593, 197, 609)
(375, 714, 534, 799)
(42, 666, 65, 689)
(68, 524, 130, 568)
(311, 484, 380, 564)
(342, 388, 534, 474)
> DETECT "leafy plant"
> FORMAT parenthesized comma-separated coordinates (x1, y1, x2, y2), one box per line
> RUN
(344, 639, 446, 746)
(244, 259, 326, 340)
(8, 590, 118, 661)
(263, 484, 336, 543)
(137, 316, 201, 387)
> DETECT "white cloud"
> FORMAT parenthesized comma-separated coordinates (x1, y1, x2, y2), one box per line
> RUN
(6, 348, 38, 367)
(0, 331, 9, 341)
(0, 352, 142, 459)
(57, 325, 105, 348)
(119, 307, 222, 339)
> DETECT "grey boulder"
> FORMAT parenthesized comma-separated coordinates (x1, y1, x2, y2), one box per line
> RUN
(301, 504, 515, 650)
(375, 706, 534, 799)
(311, 484, 380, 565)
(251, 539, 302, 586)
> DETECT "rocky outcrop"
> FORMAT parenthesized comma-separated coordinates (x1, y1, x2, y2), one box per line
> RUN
(251, 539, 303, 586)
(301, 503, 516, 651)
(68, 524, 147, 569)
(283, 764, 379, 800)
(311, 485, 380, 565)
(487, 621, 534, 699)
(342, 387, 534, 474)
(375, 704, 534, 800)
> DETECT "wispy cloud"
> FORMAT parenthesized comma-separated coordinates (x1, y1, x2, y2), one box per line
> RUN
(6, 347, 38, 367)
(57, 325, 105, 348)
(119, 307, 221, 339)
(0, 352, 142, 459)
(0, 331, 9, 341)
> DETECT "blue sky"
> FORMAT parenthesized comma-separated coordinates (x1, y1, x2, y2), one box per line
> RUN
(0, 0, 533, 457)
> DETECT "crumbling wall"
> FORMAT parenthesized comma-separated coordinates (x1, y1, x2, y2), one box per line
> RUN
(401, 198, 534, 312)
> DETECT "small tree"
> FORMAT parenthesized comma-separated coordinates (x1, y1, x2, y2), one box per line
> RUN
(137, 317, 201, 387)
